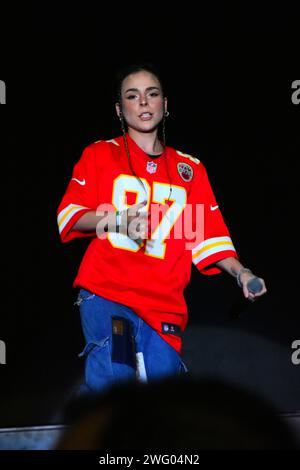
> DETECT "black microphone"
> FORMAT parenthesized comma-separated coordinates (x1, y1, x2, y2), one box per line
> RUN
(247, 277, 264, 295)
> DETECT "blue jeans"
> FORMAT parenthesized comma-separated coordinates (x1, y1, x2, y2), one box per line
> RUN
(75, 288, 188, 394)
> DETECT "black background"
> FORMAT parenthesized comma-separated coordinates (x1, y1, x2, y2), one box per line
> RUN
(0, 2, 299, 425)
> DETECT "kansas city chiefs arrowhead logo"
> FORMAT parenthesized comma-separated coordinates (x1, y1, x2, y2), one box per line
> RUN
(177, 162, 193, 182)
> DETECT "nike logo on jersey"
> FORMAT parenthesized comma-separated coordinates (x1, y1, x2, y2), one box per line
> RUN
(71, 178, 86, 186)
(210, 204, 219, 211)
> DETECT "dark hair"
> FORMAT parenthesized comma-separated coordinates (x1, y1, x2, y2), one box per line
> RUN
(115, 62, 166, 104)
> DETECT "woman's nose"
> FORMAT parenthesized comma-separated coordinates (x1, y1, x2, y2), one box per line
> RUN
(140, 96, 148, 105)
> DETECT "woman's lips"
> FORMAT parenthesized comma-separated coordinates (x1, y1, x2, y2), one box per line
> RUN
(139, 112, 153, 121)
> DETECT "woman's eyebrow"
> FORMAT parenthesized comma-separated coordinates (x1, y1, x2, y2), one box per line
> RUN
(124, 86, 160, 93)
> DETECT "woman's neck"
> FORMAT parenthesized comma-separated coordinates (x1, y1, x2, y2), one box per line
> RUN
(128, 128, 164, 155)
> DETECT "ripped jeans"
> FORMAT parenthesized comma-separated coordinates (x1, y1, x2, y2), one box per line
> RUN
(75, 288, 188, 394)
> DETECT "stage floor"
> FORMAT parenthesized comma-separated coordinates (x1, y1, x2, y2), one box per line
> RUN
(0, 414, 299, 450)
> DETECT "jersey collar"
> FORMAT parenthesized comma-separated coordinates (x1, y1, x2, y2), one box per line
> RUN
(123, 133, 167, 161)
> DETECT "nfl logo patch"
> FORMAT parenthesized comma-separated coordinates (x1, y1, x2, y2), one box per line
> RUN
(147, 161, 157, 174)
(177, 162, 193, 182)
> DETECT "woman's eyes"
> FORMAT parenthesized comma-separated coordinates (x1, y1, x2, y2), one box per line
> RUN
(126, 92, 160, 100)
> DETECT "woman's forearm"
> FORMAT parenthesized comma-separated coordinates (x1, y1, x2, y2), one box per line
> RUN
(215, 257, 245, 278)
(71, 210, 113, 234)
(71, 201, 148, 238)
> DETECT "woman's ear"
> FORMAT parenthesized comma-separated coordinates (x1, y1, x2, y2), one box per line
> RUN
(115, 102, 122, 119)
(164, 97, 168, 114)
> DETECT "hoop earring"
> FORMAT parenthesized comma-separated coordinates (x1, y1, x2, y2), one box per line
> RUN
(164, 110, 170, 117)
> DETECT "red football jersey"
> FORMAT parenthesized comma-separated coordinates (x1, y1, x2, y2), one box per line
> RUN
(57, 134, 238, 353)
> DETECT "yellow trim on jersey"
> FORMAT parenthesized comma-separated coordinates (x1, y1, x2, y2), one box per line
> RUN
(176, 150, 200, 165)
(57, 204, 89, 234)
(192, 240, 233, 260)
(93, 139, 120, 146)
(192, 236, 236, 265)
(106, 139, 120, 146)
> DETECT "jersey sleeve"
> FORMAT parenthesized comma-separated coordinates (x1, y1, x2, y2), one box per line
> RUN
(57, 145, 98, 243)
(188, 161, 238, 275)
